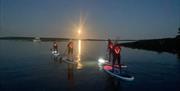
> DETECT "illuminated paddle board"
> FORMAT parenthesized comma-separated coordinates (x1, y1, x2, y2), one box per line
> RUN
(103, 65, 134, 81)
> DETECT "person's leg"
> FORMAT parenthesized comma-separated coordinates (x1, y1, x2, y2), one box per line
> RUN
(54, 48, 57, 53)
(109, 50, 111, 62)
(68, 48, 70, 55)
(55, 48, 58, 52)
(112, 55, 116, 72)
(72, 48, 73, 55)
(70, 48, 73, 59)
(110, 50, 113, 63)
(70, 48, 72, 56)
(117, 55, 121, 72)
(56, 47, 58, 52)
(53, 47, 55, 51)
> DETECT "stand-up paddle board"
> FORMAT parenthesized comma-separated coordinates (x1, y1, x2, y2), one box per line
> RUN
(98, 58, 127, 68)
(105, 62, 127, 68)
(102, 60, 127, 68)
(103, 65, 134, 81)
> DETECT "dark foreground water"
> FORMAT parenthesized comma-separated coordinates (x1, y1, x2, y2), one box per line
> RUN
(0, 40, 180, 91)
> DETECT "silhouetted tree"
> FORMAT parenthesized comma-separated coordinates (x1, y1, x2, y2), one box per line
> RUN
(177, 27, 180, 39)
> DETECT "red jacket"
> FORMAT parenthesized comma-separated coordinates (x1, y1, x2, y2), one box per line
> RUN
(112, 44, 121, 56)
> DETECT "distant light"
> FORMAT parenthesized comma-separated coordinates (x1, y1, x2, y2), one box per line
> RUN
(78, 29, 81, 34)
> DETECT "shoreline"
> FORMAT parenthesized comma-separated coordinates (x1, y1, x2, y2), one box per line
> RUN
(0, 36, 136, 42)
(121, 36, 180, 54)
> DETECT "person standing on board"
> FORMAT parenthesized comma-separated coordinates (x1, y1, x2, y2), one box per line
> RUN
(112, 41, 122, 72)
(67, 40, 74, 57)
(53, 41, 58, 53)
(107, 39, 113, 62)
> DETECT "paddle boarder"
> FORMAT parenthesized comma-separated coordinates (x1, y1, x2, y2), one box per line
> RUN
(67, 40, 74, 56)
(53, 41, 58, 52)
(112, 41, 122, 72)
(107, 39, 113, 62)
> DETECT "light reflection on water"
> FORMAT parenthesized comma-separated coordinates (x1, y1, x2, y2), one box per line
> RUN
(0, 40, 180, 91)
(76, 40, 83, 70)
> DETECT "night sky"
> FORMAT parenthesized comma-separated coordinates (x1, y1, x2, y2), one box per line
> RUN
(0, 0, 180, 39)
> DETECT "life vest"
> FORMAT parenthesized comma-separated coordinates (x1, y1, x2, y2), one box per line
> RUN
(114, 46, 121, 54)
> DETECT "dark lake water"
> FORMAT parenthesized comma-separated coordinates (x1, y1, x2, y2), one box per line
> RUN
(0, 40, 180, 91)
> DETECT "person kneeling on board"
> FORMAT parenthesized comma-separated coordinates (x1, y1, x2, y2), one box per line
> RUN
(53, 41, 58, 53)
(67, 40, 74, 58)
(107, 39, 113, 62)
(112, 41, 122, 72)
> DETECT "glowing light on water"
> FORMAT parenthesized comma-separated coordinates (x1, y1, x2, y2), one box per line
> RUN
(98, 57, 108, 70)
(76, 14, 86, 69)
(98, 57, 105, 70)
(78, 40, 81, 55)
(77, 40, 83, 69)
(98, 58, 106, 64)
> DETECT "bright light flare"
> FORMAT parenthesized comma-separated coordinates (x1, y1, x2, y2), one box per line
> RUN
(98, 58, 106, 64)
(78, 29, 81, 35)
(98, 57, 108, 70)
